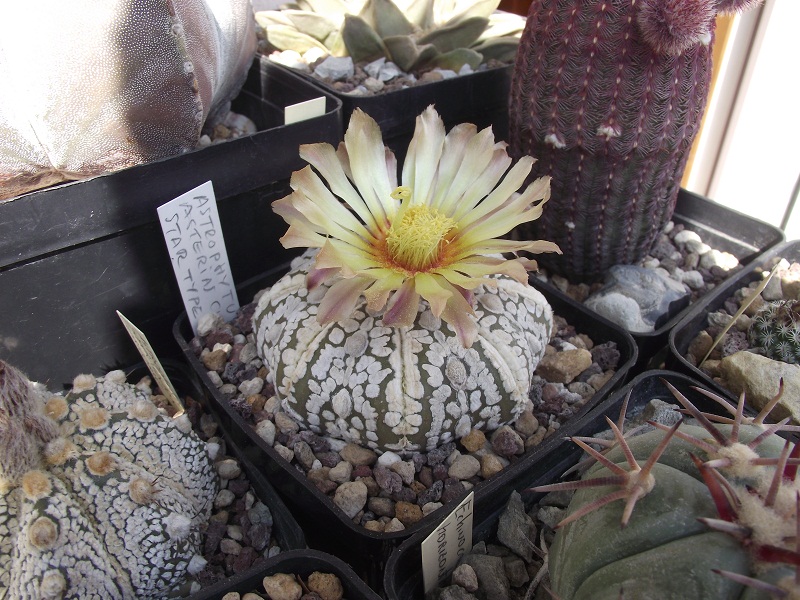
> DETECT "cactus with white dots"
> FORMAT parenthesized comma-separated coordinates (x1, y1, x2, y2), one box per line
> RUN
(0, 361, 217, 599)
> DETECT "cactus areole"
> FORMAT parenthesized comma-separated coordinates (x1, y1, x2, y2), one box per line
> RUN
(0, 361, 217, 599)
(508, 0, 761, 282)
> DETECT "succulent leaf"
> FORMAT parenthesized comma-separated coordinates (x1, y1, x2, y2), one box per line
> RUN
(284, 10, 340, 40)
(470, 37, 519, 62)
(299, 0, 356, 15)
(444, 0, 500, 23)
(478, 11, 525, 40)
(383, 36, 439, 71)
(418, 15, 489, 52)
(364, 0, 416, 37)
(399, 0, 436, 29)
(341, 14, 389, 62)
(265, 23, 330, 52)
(427, 47, 483, 70)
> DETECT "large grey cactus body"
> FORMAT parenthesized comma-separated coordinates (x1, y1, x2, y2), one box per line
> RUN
(254, 252, 553, 454)
(0, 363, 217, 599)
(0, 0, 256, 201)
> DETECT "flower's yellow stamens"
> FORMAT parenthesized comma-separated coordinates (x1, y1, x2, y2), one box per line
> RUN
(385, 199, 457, 272)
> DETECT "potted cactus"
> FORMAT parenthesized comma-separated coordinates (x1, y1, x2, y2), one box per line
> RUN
(253, 104, 560, 453)
(255, 0, 526, 155)
(0, 0, 257, 200)
(508, 0, 763, 283)
(0, 360, 219, 598)
(533, 380, 800, 599)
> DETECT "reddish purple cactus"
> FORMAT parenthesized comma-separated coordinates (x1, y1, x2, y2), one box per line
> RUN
(509, 0, 760, 282)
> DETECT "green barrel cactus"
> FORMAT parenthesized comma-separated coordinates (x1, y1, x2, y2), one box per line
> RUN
(748, 300, 800, 365)
(0, 361, 218, 599)
(535, 383, 800, 599)
(254, 251, 553, 454)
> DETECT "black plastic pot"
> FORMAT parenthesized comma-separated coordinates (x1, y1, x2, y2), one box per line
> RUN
(123, 361, 308, 596)
(382, 369, 755, 599)
(191, 549, 381, 600)
(534, 188, 783, 372)
(269, 57, 513, 162)
(173, 262, 637, 590)
(0, 59, 342, 387)
(667, 239, 800, 401)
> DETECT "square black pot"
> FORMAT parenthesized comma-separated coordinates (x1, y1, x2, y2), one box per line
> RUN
(173, 262, 637, 591)
(382, 368, 764, 599)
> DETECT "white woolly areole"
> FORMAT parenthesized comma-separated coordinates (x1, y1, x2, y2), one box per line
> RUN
(71, 373, 96, 393)
(735, 484, 793, 550)
(187, 554, 207, 575)
(105, 370, 127, 385)
(173, 413, 192, 434)
(714, 443, 761, 478)
(207, 442, 221, 461)
(39, 569, 67, 598)
(165, 513, 193, 541)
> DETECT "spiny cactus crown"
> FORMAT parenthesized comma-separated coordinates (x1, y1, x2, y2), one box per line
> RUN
(748, 299, 800, 365)
(256, 0, 524, 72)
(534, 382, 800, 598)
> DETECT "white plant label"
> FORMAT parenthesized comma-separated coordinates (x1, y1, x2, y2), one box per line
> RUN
(116, 311, 184, 416)
(284, 96, 326, 125)
(157, 181, 239, 334)
(421, 491, 474, 593)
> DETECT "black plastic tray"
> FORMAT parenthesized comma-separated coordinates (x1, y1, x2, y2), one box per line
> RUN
(173, 261, 637, 590)
(535, 188, 784, 372)
(269, 57, 513, 161)
(667, 239, 800, 401)
(382, 369, 752, 599)
(0, 60, 343, 387)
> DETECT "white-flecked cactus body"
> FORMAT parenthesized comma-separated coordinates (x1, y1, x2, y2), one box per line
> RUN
(254, 252, 553, 454)
(0, 0, 257, 200)
(0, 362, 217, 599)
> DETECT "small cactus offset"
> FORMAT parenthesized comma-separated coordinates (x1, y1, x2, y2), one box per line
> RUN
(0, 361, 218, 599)
(256, 0, 525, 72)
(748, 300, 800, 364)
(533, 382, 800, 599)
(508, 0, 761, 282)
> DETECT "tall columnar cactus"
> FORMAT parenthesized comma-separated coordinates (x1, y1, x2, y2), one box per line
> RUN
(0, 0, 257, 201)
(0, 361, 218, 599)
(508, 0, 761, 282)
(748, 300, 800, 364)
(534, 383, 800, 599)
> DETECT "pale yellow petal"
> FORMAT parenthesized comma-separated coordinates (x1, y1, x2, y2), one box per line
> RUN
(430, 125, 498, 216)
(278, 222, 328, 249)
(427, 122, 478, 212)
(364, 270, 407, 310)
(401, 106, 446, 206)
(382, 279, 420, 327)
(300, 142, 378, 230)
(441, 287, 478, 348)
(315, 239, 383, 277)
(344, 109, 396, 227)
(452, 156, 534, 226)
(317, 277, 371, 324)
(413, 273, 453, 317)
(452, 238, 562, 258)
(447, 148, 513, 221)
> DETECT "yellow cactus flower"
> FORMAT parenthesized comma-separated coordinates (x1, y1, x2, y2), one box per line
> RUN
(273, 105, 560, 347)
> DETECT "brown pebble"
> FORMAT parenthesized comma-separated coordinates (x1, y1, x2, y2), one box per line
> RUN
(460, 429, 486, 452)
(202, 349, 228, 372)
(395, 501, 423, 526)
(308, 571, 344, 600)
(480, 454, 505, 478)
(246, 394, 266, 412)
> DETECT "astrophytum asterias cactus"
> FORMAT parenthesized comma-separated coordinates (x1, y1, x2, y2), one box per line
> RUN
(0, 0, 257, 201)
(253, 106, 559, 453)
(0, 361, 217, 599)
(534, 383, 800, 599)
(509, 0, 761, 281)
(256, 0, 525, 72)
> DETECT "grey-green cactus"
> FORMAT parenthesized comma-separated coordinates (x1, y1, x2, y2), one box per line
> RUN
(0, 0, 257, 201)
(253, 251, 553, 454)
(534, 383, 800, 599)
(0, 361, 218, 599)
(748, 300, 800, 365)
(256, 0, 524, 72)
